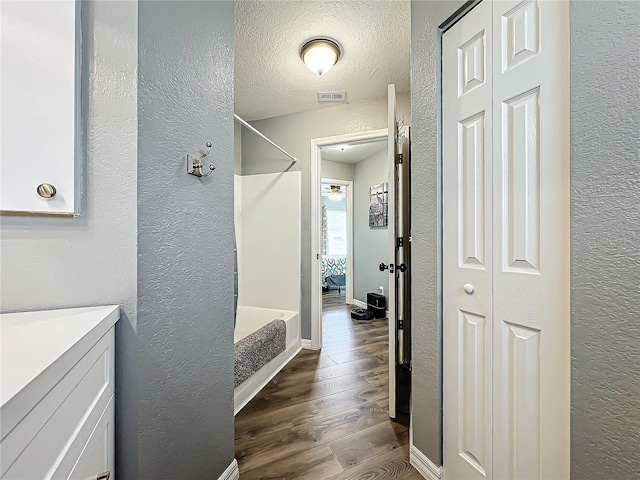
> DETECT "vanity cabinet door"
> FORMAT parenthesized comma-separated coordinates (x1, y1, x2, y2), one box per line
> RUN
(68, 397, 114, 480)
(0, 329, 115, 480)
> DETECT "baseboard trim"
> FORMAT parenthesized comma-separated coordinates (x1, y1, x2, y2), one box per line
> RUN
(218, 459, 239, 480)
(352, 299, 366, 309)
(301, 339, 313, 349)
(410, 444, 443, 480)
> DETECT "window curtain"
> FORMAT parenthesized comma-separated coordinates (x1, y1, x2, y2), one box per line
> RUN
(321, 205, 328, 256)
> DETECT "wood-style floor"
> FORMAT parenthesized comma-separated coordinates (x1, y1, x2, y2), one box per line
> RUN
(234, 290, 422, 479)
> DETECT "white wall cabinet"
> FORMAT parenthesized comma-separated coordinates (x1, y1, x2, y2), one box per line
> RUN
(0, 0, 81, 215)
(0, 306, 119, 480)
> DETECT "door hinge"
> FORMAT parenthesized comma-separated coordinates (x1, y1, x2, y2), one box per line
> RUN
(396, 237, 404, 248)
(398, 319, 404, 330)
(397, 153, 403, 164)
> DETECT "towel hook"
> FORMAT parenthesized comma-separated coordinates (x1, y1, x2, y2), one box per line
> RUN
(187, 142, 215, 178)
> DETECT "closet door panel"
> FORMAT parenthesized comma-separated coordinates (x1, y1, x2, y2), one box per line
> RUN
(502, 89, 540, 274)
(492, 1, 570, 479)
(442, 1, 493, 478)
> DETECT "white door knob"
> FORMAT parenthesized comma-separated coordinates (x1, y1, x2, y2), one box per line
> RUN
(463, 284, 475, 295)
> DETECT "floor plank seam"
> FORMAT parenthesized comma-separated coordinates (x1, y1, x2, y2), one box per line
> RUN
(235, 301, 419, 479)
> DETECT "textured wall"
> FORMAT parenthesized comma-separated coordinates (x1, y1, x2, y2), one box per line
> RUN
(0, 4, 139, 476)
(241, 93, 410, 339)
(234, 0, 410, 120)
(410, 0, 465, 464)
(353, 148, 389, 304)
(0, 0, 137, 325)
(322, 160, 354, 182)
(570, 2, 640, 478)
(137, 1, 235, 478)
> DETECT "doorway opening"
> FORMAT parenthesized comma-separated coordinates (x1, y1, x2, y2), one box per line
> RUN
(319, 137, 392, 334)
(311, 130, 389, 349)
(320, 180, 352, 310)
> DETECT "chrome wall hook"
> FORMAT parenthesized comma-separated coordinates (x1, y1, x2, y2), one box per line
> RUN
(187, 141, 215, 178)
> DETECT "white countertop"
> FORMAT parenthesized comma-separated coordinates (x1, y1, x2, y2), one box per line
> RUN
(0, 305, 120, 409)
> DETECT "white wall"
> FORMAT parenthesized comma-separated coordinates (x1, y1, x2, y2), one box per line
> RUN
(322, 160, 353, 181)
(236, 172, 301, 312)
(241, 92, 410, 339)
(353, 148, 389, 304)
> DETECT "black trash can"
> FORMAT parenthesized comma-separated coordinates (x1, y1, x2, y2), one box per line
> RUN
(367, 293, 386, 319)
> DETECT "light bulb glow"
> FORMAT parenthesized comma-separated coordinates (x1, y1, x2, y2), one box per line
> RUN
(329, 185, 343, 201)
(300, 39, 341, 76)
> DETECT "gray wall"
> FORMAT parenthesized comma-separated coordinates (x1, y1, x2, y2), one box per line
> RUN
(0, 0, 138, 328)
(570, 2, 640, 479)
(410, 0, 465, 464)
(0, 1, 140, 475)
(136, 1, 235, 478)
(353, 148, 389, 304)
(242, 93, 410, 339)
(322, 159, 354, 181)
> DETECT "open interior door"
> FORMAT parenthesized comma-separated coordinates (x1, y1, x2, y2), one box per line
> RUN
(387, 84, 411, 423)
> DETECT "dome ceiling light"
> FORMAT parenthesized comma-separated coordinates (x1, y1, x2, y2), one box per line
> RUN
(300, 38, 342, 76)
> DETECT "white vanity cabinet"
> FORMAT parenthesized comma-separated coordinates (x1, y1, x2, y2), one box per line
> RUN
(0, 306, 119, 480)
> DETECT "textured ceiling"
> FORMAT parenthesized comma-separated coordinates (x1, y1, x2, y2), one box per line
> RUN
(235, 0, 410, 121)
(321, 138, 387, 164)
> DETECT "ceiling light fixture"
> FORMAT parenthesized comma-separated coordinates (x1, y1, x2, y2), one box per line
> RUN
(329, 185, 343, 201)
(300, 38, 342, 76)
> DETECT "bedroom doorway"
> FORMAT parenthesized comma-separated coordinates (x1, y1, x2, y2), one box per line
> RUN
(320, 180, 353, 310)
(311, 130, 390, 348)
(318, 136, 391, 318)
(315, 133, 393, 348)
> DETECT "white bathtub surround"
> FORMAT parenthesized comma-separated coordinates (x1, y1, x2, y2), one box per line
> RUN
(234, 172, 301, 313)
(234, 306, 299, 345)
(0, 305, 119, 480)
(233, 172, 302, 413)
(233, 307, 301, 414)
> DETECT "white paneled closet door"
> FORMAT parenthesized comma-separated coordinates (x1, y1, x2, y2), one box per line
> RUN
(442, 1, 493, 479)
(491, 1, 570, 478)
(442, 1, 570, 479)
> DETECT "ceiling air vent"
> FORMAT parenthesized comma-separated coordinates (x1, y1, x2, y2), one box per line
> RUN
(317, 91, 347, 103)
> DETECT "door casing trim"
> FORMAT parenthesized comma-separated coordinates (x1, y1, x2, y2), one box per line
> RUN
(309, 129, 388, 349)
